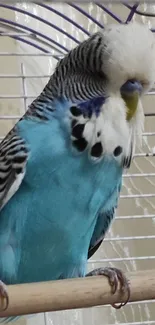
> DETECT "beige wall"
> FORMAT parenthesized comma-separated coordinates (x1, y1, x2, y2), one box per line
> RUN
(0, 3, 155, 325)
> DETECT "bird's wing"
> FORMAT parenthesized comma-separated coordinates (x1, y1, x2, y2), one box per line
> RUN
(88, 181, 122, 259)
(87, 208, 115, 259)
(0, 127, 29, 211)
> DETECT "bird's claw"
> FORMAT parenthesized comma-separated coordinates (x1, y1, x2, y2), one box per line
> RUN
(0, 280, 9, 311)
(86, 267, 130, 309)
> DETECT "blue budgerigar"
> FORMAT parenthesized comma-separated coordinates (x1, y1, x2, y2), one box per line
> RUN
(0, 22, 154, 322)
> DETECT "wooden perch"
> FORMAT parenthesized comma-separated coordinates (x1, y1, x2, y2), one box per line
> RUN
(0, 270, 155, 317)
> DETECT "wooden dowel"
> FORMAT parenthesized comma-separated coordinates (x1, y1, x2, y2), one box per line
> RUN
(0, 270, 155, 317)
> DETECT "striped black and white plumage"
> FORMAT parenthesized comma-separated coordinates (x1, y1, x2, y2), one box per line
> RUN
(0, 129, 29, 211)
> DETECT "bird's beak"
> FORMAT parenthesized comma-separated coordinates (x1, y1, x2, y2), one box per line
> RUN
(122, 91, 140, 121)
(121, 80, 143, 121)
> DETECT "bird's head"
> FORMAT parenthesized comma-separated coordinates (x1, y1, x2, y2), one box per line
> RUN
(70, 22, 155, 166)
(100, 22, 155, 122)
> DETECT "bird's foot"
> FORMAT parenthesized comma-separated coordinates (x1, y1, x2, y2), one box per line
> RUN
(0, 280, 9, 311)
(86, 267, 130, 309)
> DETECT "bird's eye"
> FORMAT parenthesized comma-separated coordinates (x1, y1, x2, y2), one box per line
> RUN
(141, 80, 149, 87)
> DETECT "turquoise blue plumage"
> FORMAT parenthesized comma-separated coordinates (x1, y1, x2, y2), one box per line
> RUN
(0, 101, 122, 284)
(0, 22, 155, 322)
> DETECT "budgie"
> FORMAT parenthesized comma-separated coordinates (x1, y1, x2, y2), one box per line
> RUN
(0, 21, 154, 323)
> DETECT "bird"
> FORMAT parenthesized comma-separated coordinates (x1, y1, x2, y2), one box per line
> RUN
(0, 21, 154, 323)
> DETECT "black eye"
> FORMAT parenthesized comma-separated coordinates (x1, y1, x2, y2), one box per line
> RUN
(141, 80, 149, 87)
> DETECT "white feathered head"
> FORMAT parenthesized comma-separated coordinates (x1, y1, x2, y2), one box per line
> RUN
(70, 22, 155, 166)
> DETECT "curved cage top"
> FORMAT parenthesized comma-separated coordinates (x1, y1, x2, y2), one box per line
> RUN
(0, 3, 155, 58)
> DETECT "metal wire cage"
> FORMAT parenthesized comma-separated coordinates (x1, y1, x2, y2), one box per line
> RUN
(0, 2, 155, 325)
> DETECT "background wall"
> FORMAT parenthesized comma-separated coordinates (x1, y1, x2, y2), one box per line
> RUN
(0, 2, 155, 325)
